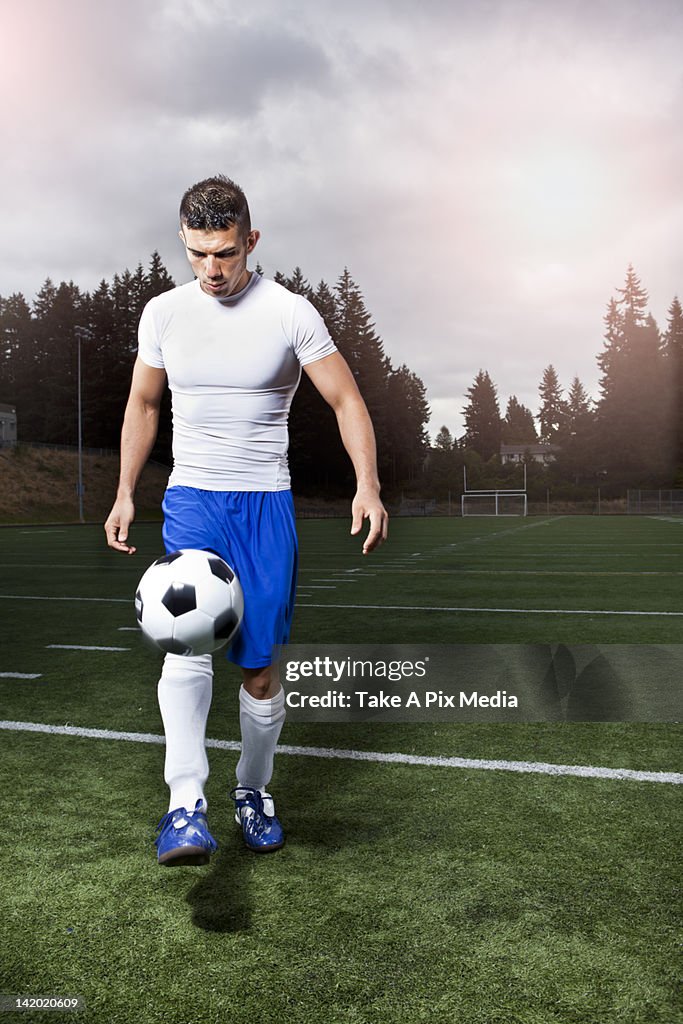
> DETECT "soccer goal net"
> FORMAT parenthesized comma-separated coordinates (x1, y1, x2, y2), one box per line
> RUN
(461, 492, 528, 517)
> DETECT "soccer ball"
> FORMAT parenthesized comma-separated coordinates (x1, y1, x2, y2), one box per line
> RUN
(135, 549, 244, 656)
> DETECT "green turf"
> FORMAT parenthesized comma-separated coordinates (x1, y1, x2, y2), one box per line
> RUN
(0, 516, 681, 1023)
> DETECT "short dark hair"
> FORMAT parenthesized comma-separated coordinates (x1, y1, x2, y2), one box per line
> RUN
(179, 175, 251, 234)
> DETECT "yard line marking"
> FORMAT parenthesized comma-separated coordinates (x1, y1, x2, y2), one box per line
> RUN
(444, 517, 567, 551)
(300, 585, 337, 590)
(297, 602, 683, 617)
(1, 593, 678, 616)
(0, 673, 42, 679)
(1, 719, 679, 785)
(0, 564, 125, 569)
(356, 569, 683, 577)
(19, 529, 66, 534)
(118, 627, 139, 631)
(312, 578, 357, 583)
(46, 644, 130, 652)
(0, 595, 129, 603)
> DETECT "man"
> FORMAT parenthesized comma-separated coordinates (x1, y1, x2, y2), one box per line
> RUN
(104, 175, 388, 866)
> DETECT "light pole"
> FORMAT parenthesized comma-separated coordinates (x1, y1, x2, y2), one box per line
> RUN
(74, 326, 93, 523)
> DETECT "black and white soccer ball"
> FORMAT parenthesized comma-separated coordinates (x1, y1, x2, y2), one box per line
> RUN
(135, 549, 244, 656)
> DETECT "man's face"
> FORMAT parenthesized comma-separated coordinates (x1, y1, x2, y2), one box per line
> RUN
(179, 222, 260, 298)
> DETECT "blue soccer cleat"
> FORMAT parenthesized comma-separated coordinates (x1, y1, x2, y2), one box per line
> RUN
(230, 787, 285, 853)
(154, 799, 218, 866)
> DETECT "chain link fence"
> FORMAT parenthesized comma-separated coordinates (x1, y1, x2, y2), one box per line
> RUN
(627, 490, 683, 515)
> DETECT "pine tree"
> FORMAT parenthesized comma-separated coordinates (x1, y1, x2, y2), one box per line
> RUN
(615, 263, 649, 329)
(537, 365, 565, 442)
(556, 376, 596, 483)
(282, 267, 311, 296)
(565, 377, 593, 435)
(501, 395, 537, 443)
(34, 280, 87, 445)
(663, 297, 683, 478)
(83, 280, 118, 447)
(425, 426, 463, 497)
(462, 370, 501, 461)
(597, 297, 625, 399)
(434, 426, 455, 450)
(598, 266, 649, 403)
(386, 364, 430, 485)
(287, 277, 342, 490)
(596, 293, 674, 485)
(145, 251, 175, 304)
(334, 269, 391, 478)
(309, 280, 337, 334)
(0, 293, 34, 440)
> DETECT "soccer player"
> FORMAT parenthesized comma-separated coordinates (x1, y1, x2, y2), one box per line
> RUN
(104, 175, 388, 866)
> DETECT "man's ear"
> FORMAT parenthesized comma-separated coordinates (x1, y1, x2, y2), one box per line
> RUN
(246, 230, 261, 253)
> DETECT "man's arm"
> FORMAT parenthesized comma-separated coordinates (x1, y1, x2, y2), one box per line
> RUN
(104, 357, 167, 555)
(303, 351, 388, 554)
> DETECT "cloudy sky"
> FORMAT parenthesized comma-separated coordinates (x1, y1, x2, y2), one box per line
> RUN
(2, 0, 681, 437)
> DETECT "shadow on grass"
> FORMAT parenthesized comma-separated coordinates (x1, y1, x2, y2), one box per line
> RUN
(185, 836, 253, 932)
(184, 740, 385, 932)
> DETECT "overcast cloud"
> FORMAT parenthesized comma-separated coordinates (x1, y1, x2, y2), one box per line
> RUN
(2, 0, 681, 436)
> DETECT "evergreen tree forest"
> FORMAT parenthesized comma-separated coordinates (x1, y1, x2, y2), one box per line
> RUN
(0, 259, 678, 503)
(0, 256, 430, 495)
(427, 266, 680, 500)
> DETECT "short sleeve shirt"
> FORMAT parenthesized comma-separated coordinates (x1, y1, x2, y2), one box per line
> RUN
(137, 275, 337, 490)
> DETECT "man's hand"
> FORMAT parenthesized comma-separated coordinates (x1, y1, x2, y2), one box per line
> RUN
(350, 488, 388, 555)
(104, 497, 137, 554)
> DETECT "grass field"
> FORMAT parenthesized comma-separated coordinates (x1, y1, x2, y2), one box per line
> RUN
(0, 514, 681, 1023)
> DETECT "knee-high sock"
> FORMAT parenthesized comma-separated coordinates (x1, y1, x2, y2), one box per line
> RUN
(157, 653, 213, 813)
(235, 685, 286, 792)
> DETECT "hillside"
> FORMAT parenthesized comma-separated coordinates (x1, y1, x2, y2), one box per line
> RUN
(0, 446, 169, 524)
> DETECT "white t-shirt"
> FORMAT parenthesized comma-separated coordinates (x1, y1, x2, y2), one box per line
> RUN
(137, 274, 337, 490)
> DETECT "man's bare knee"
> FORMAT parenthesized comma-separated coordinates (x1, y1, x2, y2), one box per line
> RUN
(242, 665, 279, 700)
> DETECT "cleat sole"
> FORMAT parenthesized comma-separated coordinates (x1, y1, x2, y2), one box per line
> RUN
(247, 839, 285, 854)
(158, 845, 212, 867)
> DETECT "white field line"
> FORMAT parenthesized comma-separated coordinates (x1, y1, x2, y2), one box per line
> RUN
(296, 602, 683, 617)
(0, 673, 42, 679)
(46, 644, 130, 652)
(310, 579, 358, 583)
(445, 516, 566, 549)
(0, 595, 129, 603)
(0, 594, 680, 616)
(1, 719, 680, 785)
(348, 569, 683, 577)
(18, 529, 66, 534)
(0, 564, 127, 569)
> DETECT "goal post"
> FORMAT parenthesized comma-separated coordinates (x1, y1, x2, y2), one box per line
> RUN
(461, 491, 528, 517)
(461, 465, 528, 517)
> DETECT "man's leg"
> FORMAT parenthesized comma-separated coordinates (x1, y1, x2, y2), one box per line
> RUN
(154, 652, 218, 866)
(232, 663, 286, 851)
(235, 664, 286, 791)
(158, 652, 213, 812)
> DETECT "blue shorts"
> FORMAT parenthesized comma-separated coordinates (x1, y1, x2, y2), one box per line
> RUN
(162, 487, 298, 669)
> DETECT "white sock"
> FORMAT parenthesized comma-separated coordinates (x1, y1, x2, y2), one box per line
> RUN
(235, 685, 286, 792)
(157, 653, 213, 813)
